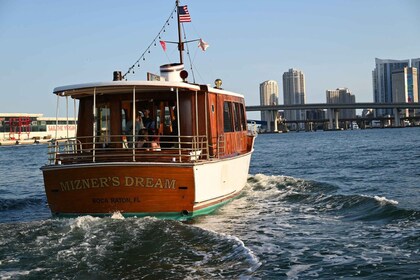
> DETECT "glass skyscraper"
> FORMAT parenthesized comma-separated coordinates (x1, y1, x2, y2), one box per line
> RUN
(372, 58, 409, 116)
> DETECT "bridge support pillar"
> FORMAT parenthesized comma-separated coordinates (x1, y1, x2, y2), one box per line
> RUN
(328, 109, 340, 130)
(328, 109, 334, 130)
(393, 108, 400, 127)
(334, 109, 339, 130)
(273, 110, 278, 132)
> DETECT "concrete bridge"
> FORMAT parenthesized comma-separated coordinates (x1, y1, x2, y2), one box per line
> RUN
(245, 102, 420, 130)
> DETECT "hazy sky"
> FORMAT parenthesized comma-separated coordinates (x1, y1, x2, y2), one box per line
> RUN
(0, 0, 419, 117)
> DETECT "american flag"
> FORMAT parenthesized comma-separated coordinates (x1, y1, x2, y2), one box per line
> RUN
(178, 5, 191, 23)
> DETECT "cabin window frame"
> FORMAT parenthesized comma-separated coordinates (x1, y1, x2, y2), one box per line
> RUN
(223, 101, 234, 132)
(96, 103, 111, 146)
(233, 102, 242, 131)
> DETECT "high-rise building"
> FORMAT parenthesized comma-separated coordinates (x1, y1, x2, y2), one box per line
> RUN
(372, 58, 409, 116)
(282, 68, 306, 129)
(326, 87, 356, 119)
(412, 58, 420, 102)
(259, 80, 279, 131)
(392, 67, 418, 117)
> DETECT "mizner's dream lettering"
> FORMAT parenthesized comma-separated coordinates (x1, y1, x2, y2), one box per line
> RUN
(59, 176, 176, 192)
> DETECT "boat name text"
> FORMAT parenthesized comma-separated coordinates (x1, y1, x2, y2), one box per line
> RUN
(59, 176, 176, 192)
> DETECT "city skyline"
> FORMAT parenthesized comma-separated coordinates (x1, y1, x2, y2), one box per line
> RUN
(0, 0, 419, 119)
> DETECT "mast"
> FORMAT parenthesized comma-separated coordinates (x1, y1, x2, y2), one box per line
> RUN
(176, 0, 183, 64)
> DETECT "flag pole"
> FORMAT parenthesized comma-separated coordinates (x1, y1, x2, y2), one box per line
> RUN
(176, 0, 184, 64)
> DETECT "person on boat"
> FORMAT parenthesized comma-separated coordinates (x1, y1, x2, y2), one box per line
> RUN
(150, 136, 161, 151)
(126, 112, 145, 147)
(142, 109, 155, 135)
(171, 107, 178, 136)
(137, 130, 149, 149)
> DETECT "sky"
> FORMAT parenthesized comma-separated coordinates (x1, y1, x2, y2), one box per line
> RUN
(0, 0, 419, 118)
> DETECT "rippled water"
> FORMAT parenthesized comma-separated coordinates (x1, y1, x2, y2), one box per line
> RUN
(0, 128, 419, 279)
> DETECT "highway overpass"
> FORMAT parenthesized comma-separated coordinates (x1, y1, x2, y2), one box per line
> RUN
(245, 102, 420, 131)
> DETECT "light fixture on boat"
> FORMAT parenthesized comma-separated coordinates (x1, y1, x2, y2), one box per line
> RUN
(113, 71, 123, 81)
(214, 79, 222, 89)
(180, 70, 188, 82)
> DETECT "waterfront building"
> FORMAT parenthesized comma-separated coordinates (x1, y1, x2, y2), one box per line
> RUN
(372, 58, 409, 116)
(0, 113, 77, 142)
(392, 67, 418, 117)
(282, 68, 306, 129)
(259, 80, 279, 131)
(326, 87, 356, 119)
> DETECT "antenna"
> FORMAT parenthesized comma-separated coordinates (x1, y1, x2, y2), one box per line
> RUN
(176, 0, 184, 64)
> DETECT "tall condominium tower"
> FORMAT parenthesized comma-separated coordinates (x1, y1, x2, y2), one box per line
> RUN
(259, 80, 279, 131)
(326, 87, 356, 119)
(372, 58, 409, 116)
(282, 68, 306, 129)
(412, 58, 420, 102)
(392, 67, 418, 117)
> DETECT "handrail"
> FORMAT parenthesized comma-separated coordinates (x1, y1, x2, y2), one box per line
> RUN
(47, 134, 210, 165)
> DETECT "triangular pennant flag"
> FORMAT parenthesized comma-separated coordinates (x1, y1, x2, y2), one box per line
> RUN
(198, 39, 209, 51)
(159, 40, 167, 52)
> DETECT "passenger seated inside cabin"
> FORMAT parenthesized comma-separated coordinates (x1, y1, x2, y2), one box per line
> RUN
(137, 129, 149, 149)
(150, 136, 161, 151)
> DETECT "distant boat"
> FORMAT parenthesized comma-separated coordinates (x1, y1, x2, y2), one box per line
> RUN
(40, 0, 256, 220)
(351, 121, 359, 130)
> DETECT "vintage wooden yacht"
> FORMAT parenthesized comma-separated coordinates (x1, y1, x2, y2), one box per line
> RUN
(41, 1, 256, 220)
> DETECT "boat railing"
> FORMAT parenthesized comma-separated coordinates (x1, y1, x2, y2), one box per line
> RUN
(47, 134, 209, 165)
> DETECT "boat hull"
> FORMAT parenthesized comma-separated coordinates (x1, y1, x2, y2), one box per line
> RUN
(41, 152, 252, 219)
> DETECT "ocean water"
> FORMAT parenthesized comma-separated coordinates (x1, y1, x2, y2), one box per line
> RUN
(0, 128, 419, 279)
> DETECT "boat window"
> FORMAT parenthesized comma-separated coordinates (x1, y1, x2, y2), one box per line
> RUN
(156, 102, 175, 135)
(121, 109, 127, 133)
(96, 105, 111, 145)
(223, 101, 233, 132)
(239, 103, 247, 130)
(233, 103, 241, 131)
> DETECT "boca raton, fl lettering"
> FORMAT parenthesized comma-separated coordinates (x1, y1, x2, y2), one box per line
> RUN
(59, 176, 176, 191)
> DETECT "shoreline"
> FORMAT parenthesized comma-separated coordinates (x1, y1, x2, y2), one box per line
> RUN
(0, 139, 50, 146)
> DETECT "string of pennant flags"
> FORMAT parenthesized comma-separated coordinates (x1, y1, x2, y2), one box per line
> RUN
(122, 4, 209, 80)
(158, 38, 209, 52)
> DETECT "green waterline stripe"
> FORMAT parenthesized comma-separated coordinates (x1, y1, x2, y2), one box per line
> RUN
(53, 195, 237, 221)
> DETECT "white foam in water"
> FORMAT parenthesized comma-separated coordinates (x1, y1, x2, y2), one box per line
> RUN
(111, 211, 125, 220)
(373, 195, 398, 205)
(0, 268, 45, 279)
(191, 225, 261, 272)
(69, 215, 101, 231)
(254, 173, 287, 186)
(286, 264, 312, 279)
